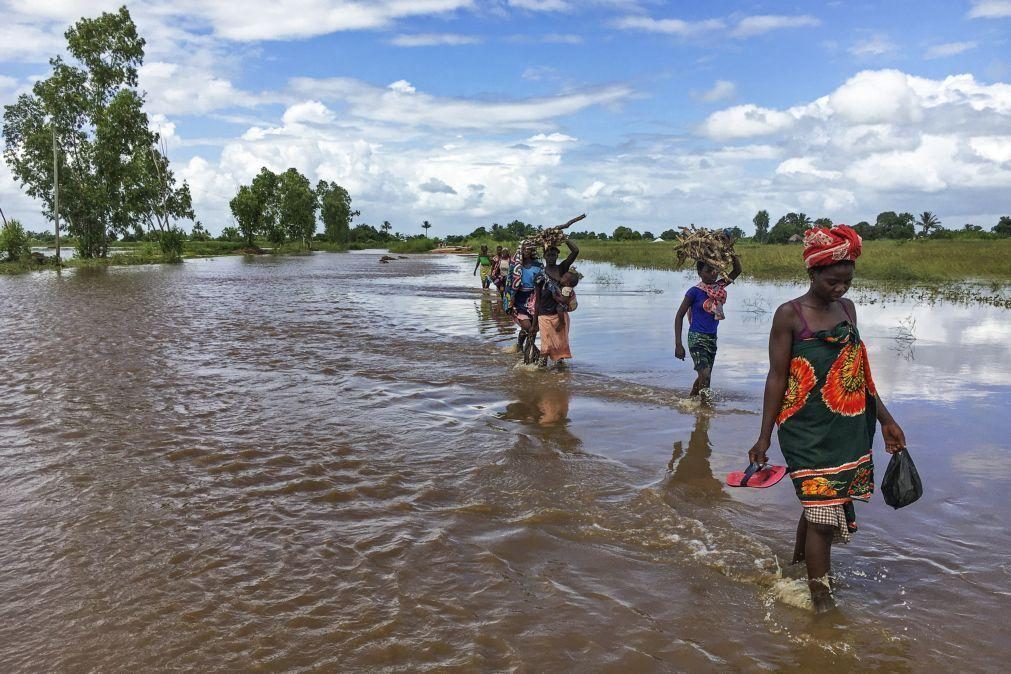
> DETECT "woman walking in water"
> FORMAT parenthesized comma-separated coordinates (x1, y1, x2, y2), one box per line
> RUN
(473, 245, 493, 290)
(509, 240, 544, 361)
(747, 225, 906, 613)
(535, 239, 580, 367)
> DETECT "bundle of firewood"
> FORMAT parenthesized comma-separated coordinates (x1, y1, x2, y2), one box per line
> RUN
(535, 214, 586, 249)
(672, 225, 736, 271)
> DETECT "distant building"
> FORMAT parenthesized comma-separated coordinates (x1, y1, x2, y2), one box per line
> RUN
(787, 233, 803, 243)
(653, 237, 666, 243)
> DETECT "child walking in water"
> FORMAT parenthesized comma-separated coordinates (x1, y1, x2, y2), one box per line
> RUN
(473, 245, 493, 290)
(748, 225, 906, 613)
(674, 252, 742, 403)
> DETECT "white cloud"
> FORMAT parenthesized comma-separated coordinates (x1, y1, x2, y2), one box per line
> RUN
(699, 69, 1011, 210)
(828, 70, 922, 124)
(612, 16, 725, 36)
(614, 12, 820, 38)
(845, 135, 958, 192)
(696, 80, 736, 103)
(539, 33, 583, 44)
(390, 33, 481, 47)
(0, 21, 65, 61)
(289, 77, 633, 130)
(700, 104, 795, 140)
(419, 177, 457, 193)
(968, 1, 1011, 18)
(180, 0, 476, 41)
(969, 136, 1011, 163)
(5, 1, 478, 43)
(849, 34, 897, 57)
(281, 100, 335, 126)
(775, 157, 841, 180)
(924, 41, 978, 59)
(730, 15, 821, 38)
(508, 0, 570, 10)
(139, 61, 266, 115)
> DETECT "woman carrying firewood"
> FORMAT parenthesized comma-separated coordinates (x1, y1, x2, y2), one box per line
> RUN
(673, 229, 742, 403)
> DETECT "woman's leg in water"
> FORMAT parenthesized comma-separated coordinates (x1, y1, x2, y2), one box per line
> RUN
(803, 520, 836, 613)
(793, 513, 807, 563)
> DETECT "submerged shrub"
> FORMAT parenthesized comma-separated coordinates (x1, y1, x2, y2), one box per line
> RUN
(0, 219, 32, 262)
(159, 226, 185, 262)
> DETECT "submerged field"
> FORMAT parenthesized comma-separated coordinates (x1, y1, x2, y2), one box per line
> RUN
(573, 239, 1011, 283)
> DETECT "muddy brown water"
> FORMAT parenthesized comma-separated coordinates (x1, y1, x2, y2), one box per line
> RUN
(1, 251, 1008, 671)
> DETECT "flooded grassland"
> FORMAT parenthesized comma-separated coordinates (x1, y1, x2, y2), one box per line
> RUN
(0, 251, 1008, 671)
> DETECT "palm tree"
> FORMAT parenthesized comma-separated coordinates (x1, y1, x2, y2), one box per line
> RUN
(917, 211, 940, 237)
(381, 220, 392, 235)
(422, 220, 432, 237)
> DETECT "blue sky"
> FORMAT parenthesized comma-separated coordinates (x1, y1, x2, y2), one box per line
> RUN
(1, 1, 1010, 236)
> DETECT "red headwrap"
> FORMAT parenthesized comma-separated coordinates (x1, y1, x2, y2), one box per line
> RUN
(802, 225, 862, 269)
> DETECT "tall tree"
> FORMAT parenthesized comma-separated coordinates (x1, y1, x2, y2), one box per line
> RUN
(381, 220, 392, 237)
(767, 212, 812, 243)
(993, 215, 1011, 237)
(875, 211, 916, 240)
(317, 180, 357, 244)
(752, 209, 770, 243)
(229, 184, 260, 246)
(917, 211, 940, 237)
(277, 168, 317, 249)
(422, 220, 432, 236)
(852, 221, 875, 240)
(251, 168, 285, 247)
(813, 217, 833, 226)
(2, 6, 193, 258)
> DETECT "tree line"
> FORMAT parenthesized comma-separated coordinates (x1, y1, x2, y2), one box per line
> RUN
(751, 210, 1011, 243)
(444, 209, 1011, 245)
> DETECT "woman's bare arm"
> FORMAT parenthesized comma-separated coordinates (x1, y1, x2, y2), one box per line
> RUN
(748, 304, 796, 464)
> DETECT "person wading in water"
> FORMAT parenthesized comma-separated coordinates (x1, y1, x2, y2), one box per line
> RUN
(473, 244, 493, 290)
(674, 250, 742, 404)
(535, 239, 580, 367)
(747, 224, 907, 613)
(510, 241, 544, 362)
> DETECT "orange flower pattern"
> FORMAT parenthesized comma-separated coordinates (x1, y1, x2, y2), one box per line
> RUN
(848, 465, 874, 499)
(800, 477, 840, 497)
(779, 320, 877, 521)
(822, 342, 871, 416)
(777, 357, 817, 425)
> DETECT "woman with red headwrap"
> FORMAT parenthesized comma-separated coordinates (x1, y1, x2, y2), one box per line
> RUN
(747, 224, 907, 613)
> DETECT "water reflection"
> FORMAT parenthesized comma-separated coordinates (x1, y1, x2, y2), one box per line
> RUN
(475, 295, 515, 338)
(498, 381, 580, 452)
(665, 413, 726, 501)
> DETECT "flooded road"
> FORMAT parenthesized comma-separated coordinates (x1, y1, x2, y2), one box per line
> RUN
(1, 251, 1008, 671)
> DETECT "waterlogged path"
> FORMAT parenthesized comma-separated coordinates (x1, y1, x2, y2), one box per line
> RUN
(0, 251, 1008, 671)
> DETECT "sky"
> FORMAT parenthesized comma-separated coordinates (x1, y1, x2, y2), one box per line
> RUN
(1, 0, 1010, 237)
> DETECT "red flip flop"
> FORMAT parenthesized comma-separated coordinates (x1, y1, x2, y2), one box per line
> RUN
(726, 462, 787, 488)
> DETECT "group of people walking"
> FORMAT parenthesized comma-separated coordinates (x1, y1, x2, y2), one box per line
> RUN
(475, 239, 581, 368)
(472, 223, 909, 614)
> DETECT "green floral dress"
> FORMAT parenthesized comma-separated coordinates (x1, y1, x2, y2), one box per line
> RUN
(776, 312, 878, 537)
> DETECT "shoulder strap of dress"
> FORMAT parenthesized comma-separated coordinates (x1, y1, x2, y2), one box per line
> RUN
(790, 300, 812, 337)
(839, 300, 855, 323)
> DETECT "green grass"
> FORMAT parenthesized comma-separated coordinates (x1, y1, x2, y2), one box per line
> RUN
(387, 237, 437, 253)
(573, 239, 1011, 283)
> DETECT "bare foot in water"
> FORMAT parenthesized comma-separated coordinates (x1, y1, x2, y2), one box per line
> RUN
(809, 579, 837, 614)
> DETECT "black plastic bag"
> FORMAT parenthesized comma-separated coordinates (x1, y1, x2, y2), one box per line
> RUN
(881, 449, 923, 509)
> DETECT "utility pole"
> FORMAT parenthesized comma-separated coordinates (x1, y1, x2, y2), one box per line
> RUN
(52, 125, 61, 264)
